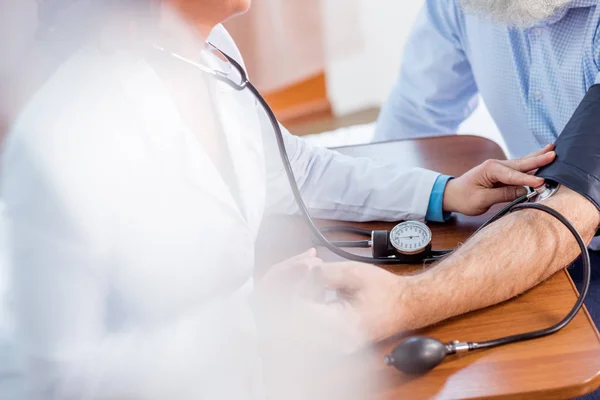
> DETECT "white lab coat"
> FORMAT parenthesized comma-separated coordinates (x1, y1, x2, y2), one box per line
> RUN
(0, 25, 440, 399)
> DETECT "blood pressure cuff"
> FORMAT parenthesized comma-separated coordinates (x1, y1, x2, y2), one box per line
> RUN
(535, 84, 600, 235)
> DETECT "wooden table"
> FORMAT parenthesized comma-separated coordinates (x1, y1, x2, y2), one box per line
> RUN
(255, 135, 600, 399)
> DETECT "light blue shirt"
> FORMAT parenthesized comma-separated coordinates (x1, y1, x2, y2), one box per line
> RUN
(375, 0, 600, 159)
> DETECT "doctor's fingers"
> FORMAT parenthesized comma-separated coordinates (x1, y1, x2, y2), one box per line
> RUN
(486, 185, 532, 204)
(502, 143, 555, 176)
(524, 143, 555, 158)
(519, 144, 555, 175)
(500, 150, 556, 173)
(485, 160, 546, 188)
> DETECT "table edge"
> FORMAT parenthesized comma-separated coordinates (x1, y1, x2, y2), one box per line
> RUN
(330, 134, 501, 151)
(563, 269, 600, 394)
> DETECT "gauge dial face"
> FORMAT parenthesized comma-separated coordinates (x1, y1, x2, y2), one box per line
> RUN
(389, 221, 432, 255)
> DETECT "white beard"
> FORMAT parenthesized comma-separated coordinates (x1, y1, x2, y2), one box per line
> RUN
(458, 0, 574, 27)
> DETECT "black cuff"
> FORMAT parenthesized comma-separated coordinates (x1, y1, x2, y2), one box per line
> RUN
(536, 84, 600, 235)
(536, 160, 600, 211)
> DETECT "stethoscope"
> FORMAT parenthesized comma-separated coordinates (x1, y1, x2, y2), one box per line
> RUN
(155, 42, 591, 375)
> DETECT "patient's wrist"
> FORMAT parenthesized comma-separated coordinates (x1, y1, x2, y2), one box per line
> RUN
(385, 275, 425, 335)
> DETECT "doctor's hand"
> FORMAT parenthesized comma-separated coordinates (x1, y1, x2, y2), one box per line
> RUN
(442, 144, 556, 216)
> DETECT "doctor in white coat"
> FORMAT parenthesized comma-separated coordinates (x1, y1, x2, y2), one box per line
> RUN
(0, 0, 555, 399)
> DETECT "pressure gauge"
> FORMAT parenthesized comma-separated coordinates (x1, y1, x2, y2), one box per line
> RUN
(389, 221, 433, 255)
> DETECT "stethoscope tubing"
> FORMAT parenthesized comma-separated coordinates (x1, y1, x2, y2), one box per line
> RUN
(163, 44, 591, 365)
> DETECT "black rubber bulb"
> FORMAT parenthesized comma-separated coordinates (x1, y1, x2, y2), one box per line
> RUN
(384, 337, 449, 374)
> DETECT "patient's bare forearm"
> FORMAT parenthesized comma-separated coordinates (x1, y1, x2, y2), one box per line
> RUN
(398, 187, 600, 331)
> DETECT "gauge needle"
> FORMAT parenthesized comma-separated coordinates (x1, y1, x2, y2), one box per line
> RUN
(397, 236, 418, 239)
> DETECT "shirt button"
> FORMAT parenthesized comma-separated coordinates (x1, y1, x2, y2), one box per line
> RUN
(532, 28, 543, 36)
(534, 92, 544, 100)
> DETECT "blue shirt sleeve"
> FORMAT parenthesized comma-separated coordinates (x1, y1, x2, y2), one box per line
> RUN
(425, 174, 453, 222)
(374, 0, 479, 142)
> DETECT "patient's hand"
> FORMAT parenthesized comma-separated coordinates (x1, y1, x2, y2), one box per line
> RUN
(312, 262, 405, 347)
(254, 253, 394, 352)
(443, 144, 556, 216)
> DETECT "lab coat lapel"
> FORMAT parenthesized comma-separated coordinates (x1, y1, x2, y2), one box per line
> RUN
(113, 55, 248, 223)
(214, 85, 266, 230)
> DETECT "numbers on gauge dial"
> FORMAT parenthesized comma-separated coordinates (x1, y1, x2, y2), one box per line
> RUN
(389, 221, 432, 254)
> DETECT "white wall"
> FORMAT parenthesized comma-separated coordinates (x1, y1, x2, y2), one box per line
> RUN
(323, 0, 418, 115)
(322, 0, 505, 150)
